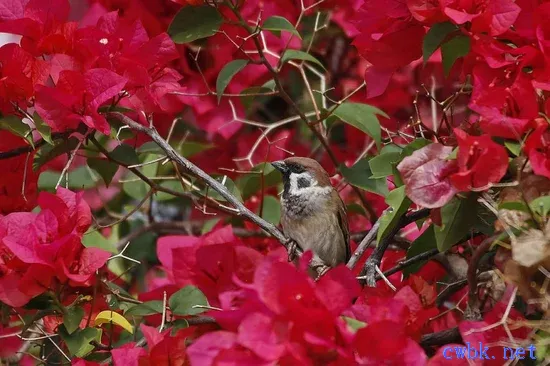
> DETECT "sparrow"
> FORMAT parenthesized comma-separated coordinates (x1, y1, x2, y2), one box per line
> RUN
(271, 157, 350, 274)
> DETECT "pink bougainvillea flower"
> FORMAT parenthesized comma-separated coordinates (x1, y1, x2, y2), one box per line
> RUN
(0, 43, 49, 111)
(0, 0, 75, 56)
(440, 0, 521, 36)
(0, 188, 109, 306)
(155, 225, 263, 307)
(469, 67, 538, 139)
(35, 68, 127, 134)
(0, 131, 40, 214)
(351, 0, 425, 97)
(524, 119, 550, 179)
(354, 320, 428, 365)
(450, 129, 509, 191)
(397, 143, 458, 208)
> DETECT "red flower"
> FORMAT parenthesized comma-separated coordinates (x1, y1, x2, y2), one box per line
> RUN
(459, 295, 531, 365)
(469, 67, 538, 139)
(450, 129, 509, 191)
(0, 43, 49, 111)
(0, 131, 40, 214)
(0, 188, 108, 306)
(0, 0, 74, 56)
(524, 119, 550, 179)
(440, 0, 521, 36)
(34, 68, 127, 134)
(397, 143, 458, 208)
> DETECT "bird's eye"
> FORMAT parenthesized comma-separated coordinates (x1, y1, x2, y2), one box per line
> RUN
(297, 177, 310, 188)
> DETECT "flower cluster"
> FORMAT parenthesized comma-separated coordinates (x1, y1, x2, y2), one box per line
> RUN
(0, 188, 110, 307)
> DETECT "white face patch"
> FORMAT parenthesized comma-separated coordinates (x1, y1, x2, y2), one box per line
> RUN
(289, 172, 313, 192)
(283, 171, 332, 217)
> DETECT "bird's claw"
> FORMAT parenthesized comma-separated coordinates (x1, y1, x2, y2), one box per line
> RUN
(314, 265, 330, 281)
(287, 239, 298, 262)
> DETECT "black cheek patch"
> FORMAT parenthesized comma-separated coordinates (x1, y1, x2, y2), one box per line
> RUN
(297, 177, 310, 188)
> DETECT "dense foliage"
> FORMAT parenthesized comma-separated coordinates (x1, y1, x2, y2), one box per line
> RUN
(1, 0, 550, 364)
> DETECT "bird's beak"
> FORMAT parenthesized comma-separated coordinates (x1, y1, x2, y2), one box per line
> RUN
(271, 160, 288, 174)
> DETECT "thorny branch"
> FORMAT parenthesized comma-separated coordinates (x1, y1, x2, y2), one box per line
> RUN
(0, 129, 78, 160)
(107, 112, 318, 264)
(223, 0, 377, 221)
(359, 209, 431, 287)
(465, 234, 497, 321)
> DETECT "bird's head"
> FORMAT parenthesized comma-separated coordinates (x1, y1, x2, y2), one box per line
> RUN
(271, 157, 332, 197)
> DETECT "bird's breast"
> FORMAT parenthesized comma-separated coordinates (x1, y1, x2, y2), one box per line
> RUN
(281, 202, 347, 267)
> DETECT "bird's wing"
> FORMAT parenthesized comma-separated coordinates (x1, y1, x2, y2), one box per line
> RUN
(334, 190, 351, 262)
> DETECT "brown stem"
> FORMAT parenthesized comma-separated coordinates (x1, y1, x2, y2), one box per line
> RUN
(360, 209, 430, 287)
(376, 248, 440, 280)
(107, 113, 309, 261)
(419, 327, 462, 349)
(465, 235, 496, 320)
(0, 130, 77, 160)
(89, 136, 238, 217)
(224, 1, 377, 222)
(347, 218, 381, 270)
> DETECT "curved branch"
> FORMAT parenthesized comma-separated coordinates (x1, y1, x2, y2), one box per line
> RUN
(107, 112, 295, 253)
(465, 235, 496, 320)
(360, 209, 430, 287)
(0, 130, 76, 160)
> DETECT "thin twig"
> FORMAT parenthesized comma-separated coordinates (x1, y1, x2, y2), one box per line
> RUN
(360, 209, 430, 286)
(346, 218, 381, 269)
(466, 234, 497, 320)
(107, 113, 313, 267)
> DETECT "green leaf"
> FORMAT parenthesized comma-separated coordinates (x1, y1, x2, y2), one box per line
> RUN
(404, 226, 437, 276)
(60, 326, 102, 358)
(123, 177, 149, 200)
(105, 281, 133, 298)
(333, 102, 387, 149)
(180, 141, 214, 157)
(0, 115, 33, 146)
(201, 218, 220, 235)
(342, 316, 366, 332)
(200, 175, 242, 203)
(530, 196, 550, 217)
(137, 141, 163, 155)
(504, 141, 521, 157)
(64, 306, 85, 334)
(240, 86, 274, 111)
(109, 118, 135, 140)
(401, 138, 432, 158)
(423, 22, 458, 64)
(82, 229, 118, 254)
(446, 147, 458, 160)
(170, 319, 190, 336)
(216, 59, 249, 103)
(168, 5, 223, 43)
(110, 144, 139, 166)
(340, 159, 388, 197)
(156, 180, 188, 201)
(441, 35, 471, 76)
(377, 186, 411, 242)
(263, 16, 301, 38)
(434, 195, 477, 251)
(237, 163, 280, 199)
(369, 152, 402, 179)
(169, 286, 208, 316)
(498, 201, 529, 212)
(38, 166, 99, 191)
(125, 301, 164, 317)
(33, 113, 53, 145)
(280, 49, 325, 70)
(87, 157, 119, 187)
(260, 195, 281, 225)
